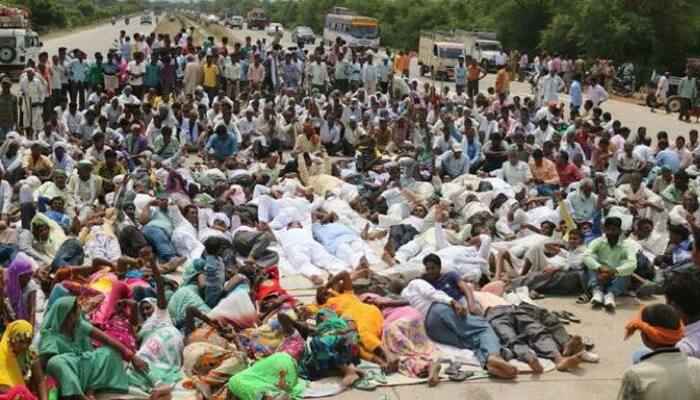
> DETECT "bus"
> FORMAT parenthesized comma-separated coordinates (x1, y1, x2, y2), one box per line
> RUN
(323, 11, 379, 52)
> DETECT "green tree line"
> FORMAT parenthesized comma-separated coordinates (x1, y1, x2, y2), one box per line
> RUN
(208, 0, 699, 75)
(3, 0, 146, 32)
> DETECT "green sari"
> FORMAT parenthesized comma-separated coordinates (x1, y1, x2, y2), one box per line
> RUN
(227, 352, 307, 400)
(167, 259, 211, 328)
(39, 296, 129, 397)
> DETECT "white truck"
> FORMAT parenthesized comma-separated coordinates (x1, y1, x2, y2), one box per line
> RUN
(417, 30, 465, 81)
(0, 7, 41, 79)
(455, 29, 503, 72)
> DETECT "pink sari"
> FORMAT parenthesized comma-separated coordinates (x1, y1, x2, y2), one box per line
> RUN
(359, 293, 437, 378)
(91, 280, 137, 354)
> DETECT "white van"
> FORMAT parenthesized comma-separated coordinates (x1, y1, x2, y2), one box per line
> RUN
(0, 9, 41, 79)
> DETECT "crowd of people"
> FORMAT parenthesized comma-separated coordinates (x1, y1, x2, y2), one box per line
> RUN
(0, 17, 698, 400)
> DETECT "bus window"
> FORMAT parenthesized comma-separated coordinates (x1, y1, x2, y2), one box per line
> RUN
(433, 45, 437, 57)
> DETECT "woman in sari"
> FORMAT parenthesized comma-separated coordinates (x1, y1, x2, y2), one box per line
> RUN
(167, 259, 211, 329)
(36, 296, 149, 400)
(238, 266, 304, 360)
(89, 280, 137, 354)
(315, 271, 397, 373)
(359, 293, 441, 386)
(0, 320, 36, 400)
(227, 352, 307, 400)
(4, 258, 40, 328)
(128, 254, 183, 394)
(298, 309, 362, 388)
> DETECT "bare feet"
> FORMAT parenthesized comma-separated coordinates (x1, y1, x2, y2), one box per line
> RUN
(381, 250, 396, 266)
(562, 335, 584, 357)
(524, 354, 544, 374)
(555, 352, 584, 371)
(361, 223, 370, 240)
(309, 275, 324, 287)
(384, 356, 399, 374)
(339, 365, 362, 387)
(150, 385, 174, 400)
(427, 362, 441, 387)
(486, 355, 518, 379)
(356, 255, 369, 271)
(160, 256, 187, 273)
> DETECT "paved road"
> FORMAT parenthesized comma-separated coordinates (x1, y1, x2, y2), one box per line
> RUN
(42, 14, 154, 58)
(49, 15, 658, 400)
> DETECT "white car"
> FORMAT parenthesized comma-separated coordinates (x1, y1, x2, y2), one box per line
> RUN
(266, 23, 284, 36)
(205, 14, 219, 25)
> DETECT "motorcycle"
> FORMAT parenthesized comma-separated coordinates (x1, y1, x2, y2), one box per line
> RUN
(111, 17, 116, 25)
(611, 74, 635, 98)
(124, 16, 130, 25)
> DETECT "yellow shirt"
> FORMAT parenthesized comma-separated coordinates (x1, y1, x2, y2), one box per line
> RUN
(202, 64, 220, 88)
(22, 154, 53, 175)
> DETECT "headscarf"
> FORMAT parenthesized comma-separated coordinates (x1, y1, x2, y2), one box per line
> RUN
(91, 280, 132, 325)
(624, 308, 685, 346)
(181, 258, 206, 287)
(0, 320, 33, 387)
(315, 309, 347, 335)
(227, 352, 307, 400)
(4, 259, 34, 321)
(39, 296, 93, 356)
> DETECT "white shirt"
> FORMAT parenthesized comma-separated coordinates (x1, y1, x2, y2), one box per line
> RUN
(127, 61, 146, 86)
(401, 279, 454, 316)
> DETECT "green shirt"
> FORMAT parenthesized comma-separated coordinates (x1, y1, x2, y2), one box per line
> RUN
(582, 236, 637, 276)
(678, 77, 697, 99)
(153, 135, 180, 159)
(89, 62, 104, 86)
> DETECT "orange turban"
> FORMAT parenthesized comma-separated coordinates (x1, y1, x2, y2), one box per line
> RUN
(624, 309, 685, 346)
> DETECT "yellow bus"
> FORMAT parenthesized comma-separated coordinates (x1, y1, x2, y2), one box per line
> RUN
(323, 10, 379, 52)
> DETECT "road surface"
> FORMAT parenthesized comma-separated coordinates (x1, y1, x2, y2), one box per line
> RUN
(42, 14, 153, 58)
(47, 15, 661, 400)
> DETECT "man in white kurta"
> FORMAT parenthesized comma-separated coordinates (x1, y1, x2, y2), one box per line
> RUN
(19, 68, 47, 134)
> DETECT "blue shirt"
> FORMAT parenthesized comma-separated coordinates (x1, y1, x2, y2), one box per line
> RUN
(423, 271, 462, 301)
(454, 65, 467, 85)
(311, 222, 357, 254)
(464, 138, 481, 165)
(205, 132, 238, 161)
(69, 59, 90, 82)
(144, 63, 160, 87)
(655, 149, 680, 173)
(239, 59, 249, 82)
(570, 80, 582, 107)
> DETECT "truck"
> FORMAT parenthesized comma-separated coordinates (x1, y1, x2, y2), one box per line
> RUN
(417, 30, 466, 81)
(0, 6, 41, 79)
(455, 29, 503, 72)
(247, 8, 267, 30)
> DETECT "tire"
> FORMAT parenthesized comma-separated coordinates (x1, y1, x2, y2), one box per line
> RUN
(645, 93, 656, 108)
(667, 96, 682, 113)
(480, 59, 490, 72)
(0, 46, 16, 63)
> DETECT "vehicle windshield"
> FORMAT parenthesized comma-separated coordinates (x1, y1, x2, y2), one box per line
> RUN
(298, 27, 312, 34)
(478, 42, 501, 51)
(440, 47, 463, 59)
(350, 25, 378, 39)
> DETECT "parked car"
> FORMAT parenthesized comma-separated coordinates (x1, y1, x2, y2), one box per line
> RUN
(291, 26, 315, 45)
(140, 14, 152, 24)
(226, 15, 244, 29)
(266, 22, 284, 36)
(205, 14, 219, 25)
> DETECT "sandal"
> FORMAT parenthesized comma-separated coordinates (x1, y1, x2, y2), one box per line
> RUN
(560, 310, 581, 323)
(365, 370, 388, 385)
(448, 370, 475, 382)
(353, 379, 379, 391)
(551, 311, 570, 324)
(576, 293, 591, 304)
(444, 361, 462, 376)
